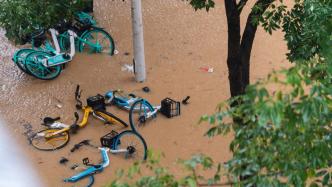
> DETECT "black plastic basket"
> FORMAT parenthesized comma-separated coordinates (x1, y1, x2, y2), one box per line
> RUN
(100, 130, 119, 149)
(87, 94, 106, 111)
(30, 29, 46, 47)
(160, 98, 181, 118)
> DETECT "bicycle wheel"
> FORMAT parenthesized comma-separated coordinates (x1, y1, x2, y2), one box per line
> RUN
(79, 28, 115, 55)
(95, 110, 128, 128)
(59, 31, 79, 52)
(12, 48, 35, 74)
(58, 31, 70, 51)
(129, 99, 154, 133)
(31, 128, 70, 151)
(25, 51, 62, 80)
(113, 130, 147, 161)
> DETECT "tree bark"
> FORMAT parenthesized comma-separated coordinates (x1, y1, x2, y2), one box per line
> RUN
(224, 0, 242, 97)
(225, 0, 274, 97)
(239, 0, 274, 88)
(224, 0, 275, 184)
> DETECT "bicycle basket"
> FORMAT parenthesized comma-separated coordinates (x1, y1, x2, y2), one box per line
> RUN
(100, 130, 119, 149)
(75, 11, 96, 25)
(87, 94, 106, 111)
(160, 98, 181, 118)
(30, 29, 46, 47)
(55, 20, 72, 34)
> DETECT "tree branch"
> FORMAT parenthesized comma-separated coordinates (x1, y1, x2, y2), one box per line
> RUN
(239, 0, 274, 87)
(237, 0, 248, 14)
(199, 181, 235, 186)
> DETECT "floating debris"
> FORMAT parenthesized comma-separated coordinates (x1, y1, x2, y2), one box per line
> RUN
(121, 64, 134, 73)
(200, 66, 214, 73)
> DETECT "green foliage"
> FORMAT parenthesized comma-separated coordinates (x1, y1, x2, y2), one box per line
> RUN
(0, 0, 91, 43)
(259, 0, 332, 62)
(108, 150, 224, 187)
(282, 0, 332, 62)
(199, 2, 332, 183)
(202, 58, 332, 185)
(185, 0, 215, 11)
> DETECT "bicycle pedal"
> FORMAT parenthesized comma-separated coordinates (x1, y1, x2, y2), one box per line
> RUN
(82, 157, 90, 166)
(70, 164, 79, 170)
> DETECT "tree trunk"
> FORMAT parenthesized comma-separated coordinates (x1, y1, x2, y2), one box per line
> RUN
(224, 0, 275, 184)
(224, 0, 243, 97)
(225, 0, 274, 97)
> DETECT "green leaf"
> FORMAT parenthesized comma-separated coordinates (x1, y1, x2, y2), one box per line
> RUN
(323, 173, 330, 186)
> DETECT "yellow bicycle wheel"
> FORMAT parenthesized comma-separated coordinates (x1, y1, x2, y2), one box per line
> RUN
(31, 128, 70, 151)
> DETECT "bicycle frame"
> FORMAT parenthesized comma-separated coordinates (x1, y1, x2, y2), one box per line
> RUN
(41, 30, 76, 67)
(41, 106, 91, 139)
(64, 147, 109, 183)
(105, 90, 161, 112)
(58, 30, 103, 52)
(42, 108, 124, 141)
(139, 99, 159, 120)
(64, 147, 129, 183)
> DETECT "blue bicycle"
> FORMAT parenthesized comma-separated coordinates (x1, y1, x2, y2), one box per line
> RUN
(104, 90, 161, 133)
(64, 131, 147, 186)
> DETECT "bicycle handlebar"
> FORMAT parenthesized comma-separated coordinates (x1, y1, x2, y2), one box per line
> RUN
(75, 85, 83, 109)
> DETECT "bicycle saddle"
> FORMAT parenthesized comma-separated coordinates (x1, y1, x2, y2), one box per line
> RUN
(42, 116, 61, 126)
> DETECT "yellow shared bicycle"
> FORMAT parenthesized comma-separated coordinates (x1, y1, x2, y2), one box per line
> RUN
(31, 85, 128, 151)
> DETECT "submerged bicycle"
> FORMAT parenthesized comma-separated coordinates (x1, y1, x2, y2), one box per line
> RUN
(12, 12, 115, 80)
(12, 28, 60, 77)
(30, 85, 128, 151)
(65, 137, 147, 185)
(105, 90, 181, 133)
(22, 29, 76, 80)
(57, 17, 115, 55)
(105, 89, 161, 111)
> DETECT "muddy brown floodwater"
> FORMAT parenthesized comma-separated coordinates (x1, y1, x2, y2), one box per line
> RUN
(0, 0, 290, 186)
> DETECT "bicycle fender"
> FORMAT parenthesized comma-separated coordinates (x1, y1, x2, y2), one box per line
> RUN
(91, 25, 104, 30)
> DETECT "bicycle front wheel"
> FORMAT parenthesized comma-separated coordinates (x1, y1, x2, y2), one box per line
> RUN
(58, 31, 71, 52)
(113, 130, 147, 161)
(79, 28, 115, 55)
(12, 48, 35, 74)
(59, 31, 80, 52)
(31, 128, 70, 151)
(129, 99, 154, 133)
(25, 51, 62, 80)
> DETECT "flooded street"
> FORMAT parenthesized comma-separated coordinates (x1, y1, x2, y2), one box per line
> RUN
(0, 1, 290, 186)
